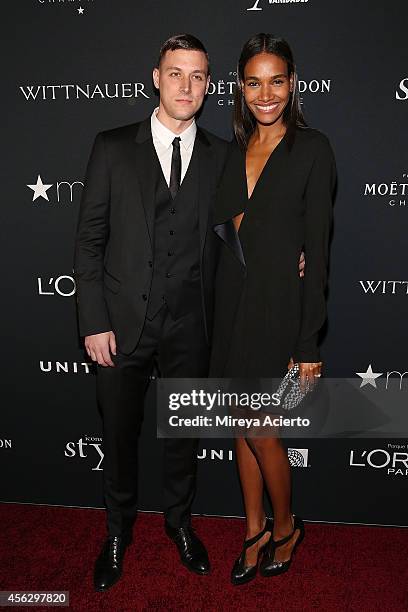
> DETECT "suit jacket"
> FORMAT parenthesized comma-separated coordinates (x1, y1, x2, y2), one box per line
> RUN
(74, 117, 228, 354)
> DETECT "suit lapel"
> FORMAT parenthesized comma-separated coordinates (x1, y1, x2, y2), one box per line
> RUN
(213, 143, 247, 269)
(133, 118, 158, 245)
(194, 128, 213, 258)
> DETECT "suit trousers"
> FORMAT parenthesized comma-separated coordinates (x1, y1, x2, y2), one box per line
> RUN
(96, 303, 209, 536)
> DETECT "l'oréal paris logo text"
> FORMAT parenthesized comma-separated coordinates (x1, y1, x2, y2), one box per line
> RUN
(349, 443, 408, 476)
(395, 78, 408, 100)
(247, 0, 309, 9)
(38, 275, 76, 296)
(20, 82, 149, 101)
(27, 175, 83, 204)
(364, 174, 408, 208)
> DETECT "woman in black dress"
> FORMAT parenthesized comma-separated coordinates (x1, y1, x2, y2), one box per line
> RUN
(210, 34, 336, 584)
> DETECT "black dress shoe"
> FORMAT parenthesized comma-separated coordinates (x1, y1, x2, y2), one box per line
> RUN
(93, 534, 132, 592)
(260, 515, 305, 577)
(165, 523, 210, 575)
(231, 517, 273, 586)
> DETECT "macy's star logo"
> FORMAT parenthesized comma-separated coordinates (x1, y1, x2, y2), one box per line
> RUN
(356, 364, 383, 388)
(27, 175, 53, 202)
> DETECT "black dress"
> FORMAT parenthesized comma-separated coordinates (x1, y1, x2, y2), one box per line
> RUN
(209, 127, 337, 378)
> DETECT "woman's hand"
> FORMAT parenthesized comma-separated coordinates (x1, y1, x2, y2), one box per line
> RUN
(288, 358, 322, 390)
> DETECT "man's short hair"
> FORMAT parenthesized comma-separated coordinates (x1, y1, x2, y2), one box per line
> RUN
(157, 34, 210, 74)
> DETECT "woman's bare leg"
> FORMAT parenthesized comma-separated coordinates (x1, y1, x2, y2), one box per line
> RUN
(247, 435, 301, 562)
(235, 437, 271, 565)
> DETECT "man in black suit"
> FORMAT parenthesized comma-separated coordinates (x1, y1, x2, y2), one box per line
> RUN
(74, 34, 228, 591)
(74, 33, 307, 590)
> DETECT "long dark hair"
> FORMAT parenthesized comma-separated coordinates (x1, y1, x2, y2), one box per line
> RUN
(234, 33, 306, 150)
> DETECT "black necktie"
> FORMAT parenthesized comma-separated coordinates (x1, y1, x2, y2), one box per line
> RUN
(169, 137, 181, 199)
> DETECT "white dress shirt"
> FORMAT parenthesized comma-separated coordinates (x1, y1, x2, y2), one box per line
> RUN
(150, 107, 197, 186)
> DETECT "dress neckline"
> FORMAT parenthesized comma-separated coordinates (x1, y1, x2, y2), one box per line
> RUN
(234, 130, 288, 234)
(246, 130, 288, 201)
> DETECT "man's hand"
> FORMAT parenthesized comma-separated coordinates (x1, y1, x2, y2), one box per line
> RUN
(85, 331, 116, 367)
(299, 251, 305, 277)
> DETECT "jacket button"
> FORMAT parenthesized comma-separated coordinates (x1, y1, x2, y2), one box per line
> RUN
(142, 294, 147, 301)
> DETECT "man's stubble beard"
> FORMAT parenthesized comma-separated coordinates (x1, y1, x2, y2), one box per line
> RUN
(170, 104, 200, 122)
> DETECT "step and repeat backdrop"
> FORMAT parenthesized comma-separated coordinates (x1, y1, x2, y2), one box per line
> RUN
(2, 1, 407, 526)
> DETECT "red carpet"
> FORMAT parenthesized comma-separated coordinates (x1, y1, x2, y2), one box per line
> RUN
(0, 503, 407, 612)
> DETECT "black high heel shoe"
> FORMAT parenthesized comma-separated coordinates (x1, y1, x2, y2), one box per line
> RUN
(260, 515, 304, 577)
(231, 517, 273, 586)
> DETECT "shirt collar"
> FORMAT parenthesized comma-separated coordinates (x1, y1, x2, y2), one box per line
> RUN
(151, 107, 197, 151)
